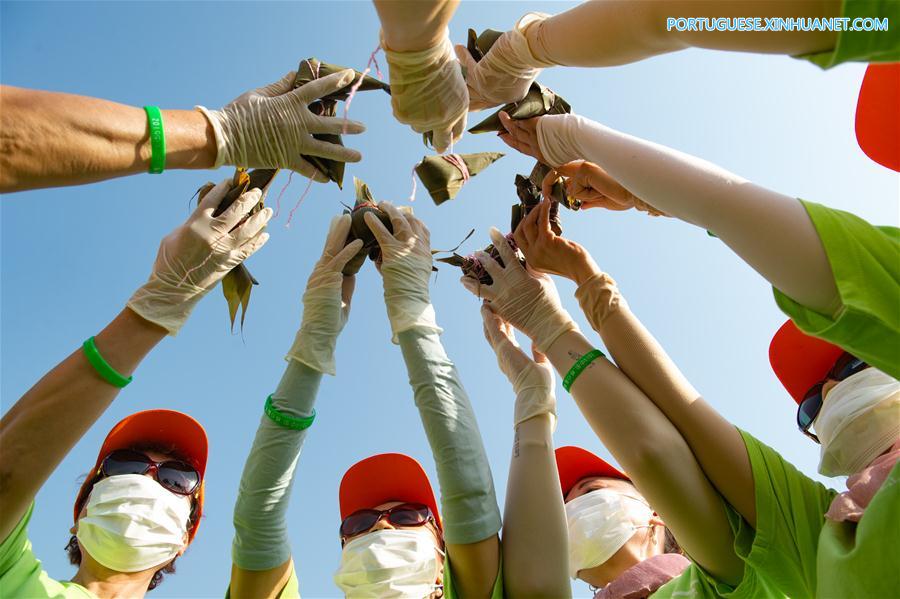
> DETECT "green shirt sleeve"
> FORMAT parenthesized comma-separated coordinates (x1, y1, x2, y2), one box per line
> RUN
(772, 200, 900, 379)
(795, 0, 900, 68)
(732, 430, 837, 598)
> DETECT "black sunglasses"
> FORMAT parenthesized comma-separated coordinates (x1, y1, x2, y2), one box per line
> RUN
(340, 502, 435, 541)
(100, 448, 201, 495)
(797, 353, 869, 443)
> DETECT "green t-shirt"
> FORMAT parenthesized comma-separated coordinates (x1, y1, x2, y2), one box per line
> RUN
(261, 557, 501, 598)
(796, 0, 900, 68)
(773, 200, 900, 380)
(735, 429, 900, 598)
(0, 503, 96, 598)
(653, 503, 787, 599)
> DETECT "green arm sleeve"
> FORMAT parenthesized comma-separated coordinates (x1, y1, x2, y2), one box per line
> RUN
(231, 361, 322, 570)
(795, 0, 900, 68)
(397, 328, 502, 545)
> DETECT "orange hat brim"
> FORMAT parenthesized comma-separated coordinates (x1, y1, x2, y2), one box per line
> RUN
(856, 63, 900, 172)
(555, 445, 628, 498)
(339, 453, 442, 531)
(769, 320, 845, 404)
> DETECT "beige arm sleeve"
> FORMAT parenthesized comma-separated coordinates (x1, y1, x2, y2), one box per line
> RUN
(539, 114, 841, 316)
(576, 273, 757, 527)
(502, 413, 571, 598)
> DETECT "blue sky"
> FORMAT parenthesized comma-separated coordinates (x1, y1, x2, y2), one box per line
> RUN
(2, 2, 898, 597)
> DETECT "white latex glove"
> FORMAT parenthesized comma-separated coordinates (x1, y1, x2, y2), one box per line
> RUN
(455, 13, 553, 111)
(481, 304, 557, 428)
(196, 70, 365, 180)
(286, 214, 364, 375)
(364, 202, 442, 343)
(460, 227, 578, 353)
(128, 179, 272, 335)
(383, 30, 468, 153)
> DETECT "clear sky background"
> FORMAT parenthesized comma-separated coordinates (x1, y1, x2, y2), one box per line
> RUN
(2, 2, 898, 598)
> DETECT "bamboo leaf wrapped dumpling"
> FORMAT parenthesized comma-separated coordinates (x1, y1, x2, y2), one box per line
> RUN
(435, 233, 524, 286)
(468, 82, 571, 134)
(342, 177, 394, 276)
(291, 58, 390, 188)
(196, 168, 278, 331)
(414, 152, 505, 205)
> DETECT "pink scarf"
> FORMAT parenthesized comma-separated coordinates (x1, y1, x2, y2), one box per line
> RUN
(825, 439, 900, 523)
(593, 554, 690, 599)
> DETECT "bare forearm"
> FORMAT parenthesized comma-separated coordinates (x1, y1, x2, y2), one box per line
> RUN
(502, 414, 570, 598)
(374, 0, 459, 51)
(528, 0, 838, 67)
(545, 330, 744, 584)
(0, 307, 166, 539)
(0, 86, 216, 192)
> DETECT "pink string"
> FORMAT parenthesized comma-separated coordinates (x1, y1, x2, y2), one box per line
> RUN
(285, 172, 317, 228)
(408, 161, 422, 202)
(272, 171, 294, 219)
(343, 45, 383, 134)
(441, 154, 471, 182)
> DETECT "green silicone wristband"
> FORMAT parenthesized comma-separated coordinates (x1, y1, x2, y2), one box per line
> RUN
(82, 337, 133, 388)
(563, 348, 604, 393)
(143, 106, 166, 174)
(264, 395, 316, 431)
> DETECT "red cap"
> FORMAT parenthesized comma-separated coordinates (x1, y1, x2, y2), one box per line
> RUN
(555, 446, 628, 498)
(73, 409, 208, 542)
(855, 63, 900, 172)
(339, 453, 442, 530)
(769, 320, 845, 404)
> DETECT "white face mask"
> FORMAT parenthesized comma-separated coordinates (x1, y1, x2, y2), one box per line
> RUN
(333, 528, 443, 598)
(815, 367, 900, 476)
(76, 474, 191, 573)
(565, 488, 654, 579)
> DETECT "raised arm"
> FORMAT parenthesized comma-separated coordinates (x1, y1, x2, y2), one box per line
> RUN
(499, 112, 841, 317)
(373, 0, 467, 152)
(229, 216, 362, 599)
(365, 203, 501, 598)
(0, 179, 271, 541)
(460, 1, 844, 110)
(461, 226, 747, 585)
(480, 306, 570, 598)
(0, 71, 363, 192)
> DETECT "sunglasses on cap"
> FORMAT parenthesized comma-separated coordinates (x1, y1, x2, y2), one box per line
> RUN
(797, 353, 869, 443)
(100, 449, 201, 495)
(340, 502, 436, 542)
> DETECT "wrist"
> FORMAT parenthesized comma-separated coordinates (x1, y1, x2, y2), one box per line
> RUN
(569, 251, 602, 287)
(160, 109, 217, 170)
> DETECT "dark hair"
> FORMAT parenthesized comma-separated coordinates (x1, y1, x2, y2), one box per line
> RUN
(67, 443, 199, 591)
(663, 526, 683, 555)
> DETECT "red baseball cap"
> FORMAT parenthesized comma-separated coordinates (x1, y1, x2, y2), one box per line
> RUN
(769, 320, 845, 404)
(555, 446, 628, 498)
(339, 453, 442, 531)
(73, 409, 209, 542)
(855, 63, 900, 172)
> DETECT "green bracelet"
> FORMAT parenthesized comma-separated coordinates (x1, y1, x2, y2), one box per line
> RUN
(563, 349, 604, 393)
(143, 106, 165, 174)
(264, 395, 316, 430)
(82, 337, 133, 388)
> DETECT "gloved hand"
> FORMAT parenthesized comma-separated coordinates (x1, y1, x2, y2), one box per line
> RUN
(460, 227, 578, 353)
(286, 214, 364, 375)
(197, 70, 365, 180)
(364, 202, 441, 343)
(383, 30, 468, 153)
(128, 179, 272, 335)
(540, 160, 667, 217)
(481, 304, 557, 428)
(455, 13, 553, 111)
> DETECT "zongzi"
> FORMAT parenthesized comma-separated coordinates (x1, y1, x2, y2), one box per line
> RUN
(468, 81, 571, 134)
(342, 177, 393, 276)
(197, 167, 278, 331)
(414, 152, 505, 205)
(436, 233, 524, 286)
